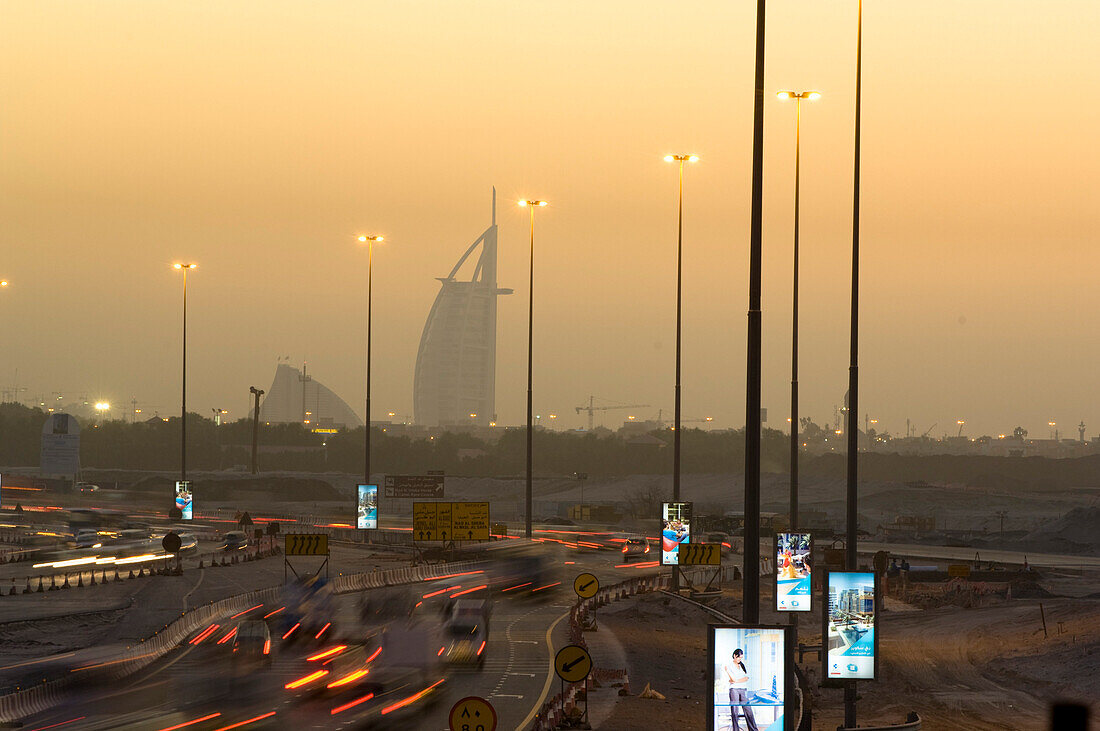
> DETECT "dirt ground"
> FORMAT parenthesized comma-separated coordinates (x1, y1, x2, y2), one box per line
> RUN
(592, 587, 1099, 730)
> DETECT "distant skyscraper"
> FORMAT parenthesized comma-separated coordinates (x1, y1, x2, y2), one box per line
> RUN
(259, 362, 362, 429)
(414, 190, 512, 426)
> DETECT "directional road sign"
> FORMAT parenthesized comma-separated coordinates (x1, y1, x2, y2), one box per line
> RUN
(554, 645, 593, 683)
(448, 696, 497, 731)
(413, 501, 489, 541)
(285, 533, 329, 556)
(573, 573, 599, 599)
(677, 542, 721, 566)
(385, 473, 446, 499)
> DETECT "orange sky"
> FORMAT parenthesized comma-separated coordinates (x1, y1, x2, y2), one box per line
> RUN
(2, 1, 1098, 438)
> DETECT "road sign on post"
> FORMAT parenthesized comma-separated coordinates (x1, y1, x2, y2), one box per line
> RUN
(384, 474, 446, 498)
(554, 645, 593, 683)
(285, 533, 329, 556)
(573, 573, 599, 598)
(677, 542, 721, 566)
(449, 696, 497, 731)
(413, 502, 488, 541)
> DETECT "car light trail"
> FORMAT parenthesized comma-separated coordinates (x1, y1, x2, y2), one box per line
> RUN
(306, 645, 347, 662)
(26, 718, 87, 731)
(380, 678, 445, 715)
(229, 604, 263, 619)
(281, 623, 300, 640)
(211, 711, 276, 730)
(424, 569, 484, 581)
(189, 624, 220, 645)
(532, 581, 562, 592)
(262, 606, 284, 619)
(285, 669, 329, 689)
(314, 622, 331, 639)
(437, 646, 446, 656)
(330, 692, 375, 715)
(365, 646, 382, 663)
(477, 640, 486, 656)
(326, 669, 368, 688)
(502, 582, 532, 592)
(422, 586, 459, 599)
(449, 584, 487, 598)
(215, 627, 238, 645)
(155, 712, 223, 731)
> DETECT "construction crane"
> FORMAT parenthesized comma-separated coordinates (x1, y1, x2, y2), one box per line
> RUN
(575, 396, 650, 431)
(921, 422, 937, 438)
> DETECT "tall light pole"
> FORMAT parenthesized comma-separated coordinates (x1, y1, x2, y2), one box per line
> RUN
(845, 0, 864, 726)
(173, 263, 197, 482)
(518, 199, 547, 539)
(664, 153, 698, 593)
(743, 0, 767, 627)
(776, 90, 820, 532)
(357, 235, 384, 490)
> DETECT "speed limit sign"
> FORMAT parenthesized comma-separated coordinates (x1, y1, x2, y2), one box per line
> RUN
(449, 696, 497, 731)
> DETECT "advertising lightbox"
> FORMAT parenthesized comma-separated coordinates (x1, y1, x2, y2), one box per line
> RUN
(357, 484, 378, 530)
(174, 481, 192, 520)
(708, 624, 792, 731)
(824, 570, 878, 681)
(775, 532, 813, 612)
(661, 501, 692, 566)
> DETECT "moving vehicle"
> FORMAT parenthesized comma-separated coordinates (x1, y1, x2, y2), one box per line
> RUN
(443, 599, 490, 667)
(73, 529, 104, 549)
(232, 620, 272, 666)
(620, 536, 651, 562)
(220, 531, 249, 551)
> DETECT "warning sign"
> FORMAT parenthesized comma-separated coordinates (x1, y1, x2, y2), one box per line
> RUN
(677, 542, 721, 566)
(285, 534, 329, 556)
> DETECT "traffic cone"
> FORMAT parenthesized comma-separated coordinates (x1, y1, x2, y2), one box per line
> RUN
(77, 574, 84, 587)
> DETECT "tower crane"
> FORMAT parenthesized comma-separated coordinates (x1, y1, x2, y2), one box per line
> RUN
(575, 396, 650, 431)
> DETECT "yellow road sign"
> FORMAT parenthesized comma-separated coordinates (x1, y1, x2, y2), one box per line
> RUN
(573, 573, 599, 599)
(947, 564, 971, 578)
(452, 502, 490, 541)
(448, 696, 497, 731)
(554, 644, 593, 683)
(677, 542, 720, 566)
(414, 501, 488, 541)
(285, 533, 328, 556)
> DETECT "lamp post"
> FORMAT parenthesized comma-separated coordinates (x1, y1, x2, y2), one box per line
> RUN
(664, 153, 698, 592)
(776, 91, 819, 533)
(173, 263, 197, 482)
(845, 0, 865, 726)
(518, 199, 547, 538)
(357, 235, 384, 490)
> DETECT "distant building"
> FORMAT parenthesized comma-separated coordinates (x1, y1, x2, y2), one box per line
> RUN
(258, 362, 362, 429)
(413, 190, 512, 427)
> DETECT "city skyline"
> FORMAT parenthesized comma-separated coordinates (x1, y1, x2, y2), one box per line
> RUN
(2, 2, 1098, 439)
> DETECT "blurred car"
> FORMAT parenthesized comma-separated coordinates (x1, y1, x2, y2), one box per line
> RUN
(76, 482, 99, 493)
(707, 532, 734, 555)
(444, 599, 490, 667)
(220, 531, 249, 551)
(232, 620, 272, 666)
(73, 529, 104, 549)
(176, 532, 198, 553)
(620, 537, 651, 562)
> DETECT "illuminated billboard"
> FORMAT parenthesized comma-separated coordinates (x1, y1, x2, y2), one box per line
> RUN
(824, 571, 878, 680)
(661, 502, 692, 566)
(357, 484, 378, 530)
(775, 532, 812, 612)
(174, 481, 192, 520)
(708, 624, 791, 731)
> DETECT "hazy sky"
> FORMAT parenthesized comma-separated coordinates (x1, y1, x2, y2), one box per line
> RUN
(2, 1, 1098, 439)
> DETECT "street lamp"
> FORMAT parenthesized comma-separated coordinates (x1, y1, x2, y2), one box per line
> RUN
(664, 154, 699, 517)
(518, 199, 547, 538)
(357, 235, 384, 490)
(776, 91, 819, 533)
(173, 263, 197, 482)
(94, 402, 110, 421)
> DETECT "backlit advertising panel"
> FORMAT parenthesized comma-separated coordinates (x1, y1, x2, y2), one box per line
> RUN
(775, 532, 812, 612)
(357, 484, 378, 530)
(708, 624, 792, 731)
(174, 481, 192, 520)
(660, 501, 692, 566)
(824, 571, 878, 681)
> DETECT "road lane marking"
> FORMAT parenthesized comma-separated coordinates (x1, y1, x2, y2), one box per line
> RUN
(515, 609, 569, 731)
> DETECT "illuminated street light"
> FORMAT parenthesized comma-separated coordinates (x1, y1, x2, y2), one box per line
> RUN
(776, 90, 820, 535)
(357, 234, 386, 494)
(173, 262, 198, 482)
(518, 199, 547, 539)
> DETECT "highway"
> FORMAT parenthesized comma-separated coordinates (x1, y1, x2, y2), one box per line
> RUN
(858, 542, 1100, 570)
(12, 544, 655, 730)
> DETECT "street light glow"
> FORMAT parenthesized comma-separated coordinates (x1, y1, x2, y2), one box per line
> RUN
(357, 235, 384, 243)
(518, 199, 547, 207)
(665, 154, 699, 163)
(172, 263, 198, 270)
(776, 90, 821, 101)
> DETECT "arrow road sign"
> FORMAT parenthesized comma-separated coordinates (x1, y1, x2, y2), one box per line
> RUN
(554, 645, 593, 683)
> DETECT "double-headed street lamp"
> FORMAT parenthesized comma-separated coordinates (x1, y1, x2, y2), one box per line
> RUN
(776, 90, 819, 532)
(518, 199, 547, 539)
(173, 263, 197, 482)
(357, 235, 385, 490)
